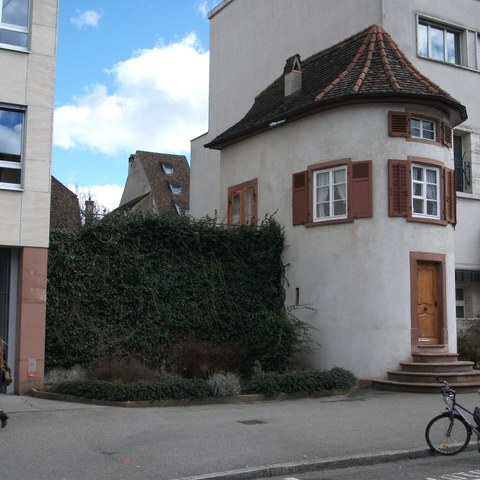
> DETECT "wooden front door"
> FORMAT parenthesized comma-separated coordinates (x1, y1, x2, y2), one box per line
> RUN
(416, 261, 439, 344)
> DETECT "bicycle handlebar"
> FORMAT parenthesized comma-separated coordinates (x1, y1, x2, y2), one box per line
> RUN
(436, 377, 456, 398)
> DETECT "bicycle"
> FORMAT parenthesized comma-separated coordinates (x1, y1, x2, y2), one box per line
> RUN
(425, 379, 480, 455)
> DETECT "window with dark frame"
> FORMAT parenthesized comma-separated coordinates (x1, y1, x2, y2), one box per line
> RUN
(453, 134, 472, 193)
(455, 288, 465, 319)
(417, 18, 462, 65)
(228, 179, 257, 225)
(0, 105, 24, 189)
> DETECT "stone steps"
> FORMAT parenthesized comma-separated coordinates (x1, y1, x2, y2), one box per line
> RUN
(372, 351, 480, 392)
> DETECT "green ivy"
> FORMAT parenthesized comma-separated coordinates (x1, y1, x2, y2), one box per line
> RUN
(46, 214, 310, 373)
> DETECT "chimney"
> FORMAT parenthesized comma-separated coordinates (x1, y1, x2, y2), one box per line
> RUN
(284, 54, 302, 96)
(85, 198, 95, 219)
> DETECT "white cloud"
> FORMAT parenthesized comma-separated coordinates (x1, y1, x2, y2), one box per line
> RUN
(71, 10, 101, 29)
(199, 1, 218, 17)
(53, 33, 209, 157)
(68, 184, 124, 213)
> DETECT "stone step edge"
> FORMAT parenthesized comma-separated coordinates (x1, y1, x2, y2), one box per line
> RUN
(373, 379, 480, 389)
(400, 361, 474, 368)
(387, 370, 480, 378)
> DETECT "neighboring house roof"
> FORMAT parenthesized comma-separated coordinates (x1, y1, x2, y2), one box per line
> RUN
(50, 176, 82, 230)
(206, 24, 467, 150)
(116, 151, 190, 216)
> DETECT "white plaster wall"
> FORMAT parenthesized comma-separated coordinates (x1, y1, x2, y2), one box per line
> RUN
(191, 0, 480, 325)
(219, 104, 457, 379)
(119, 159, 150, 205)
(456, 196, 480, 269)
(191, 0, 384, 218)
(190, 134, 221, 219)
(0, 0, 58, 249)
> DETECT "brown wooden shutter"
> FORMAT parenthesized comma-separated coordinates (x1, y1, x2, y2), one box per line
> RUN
(349, 161, 372, 218)
(441, 122, 453, 147)
(292, 170, 308, 225)
(388, 160, 409, 217)
(388, 112, 410, 137)
(444, 167, 456, 225)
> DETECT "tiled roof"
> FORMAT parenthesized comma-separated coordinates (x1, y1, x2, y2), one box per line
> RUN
(206, 25, 467, 150)
(119, 151, 190, 215)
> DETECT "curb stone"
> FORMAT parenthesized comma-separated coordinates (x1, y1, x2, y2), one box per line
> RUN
(170, 448, 436, 480)
(28, 388, 342, 408)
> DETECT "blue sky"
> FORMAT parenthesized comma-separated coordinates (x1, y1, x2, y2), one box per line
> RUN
(52, 1, 217, 211)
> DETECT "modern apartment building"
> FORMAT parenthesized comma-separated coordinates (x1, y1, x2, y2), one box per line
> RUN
(191, 0, 480, 386)
(0, 0, 58, 394)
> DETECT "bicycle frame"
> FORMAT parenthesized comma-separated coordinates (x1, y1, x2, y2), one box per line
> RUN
(441, 383, 480, 442)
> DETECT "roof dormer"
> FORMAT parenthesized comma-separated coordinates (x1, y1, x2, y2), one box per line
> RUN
(284, 54, 302, 96)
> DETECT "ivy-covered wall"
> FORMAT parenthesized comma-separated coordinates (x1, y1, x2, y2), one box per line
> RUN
(46, 215, 307, 374)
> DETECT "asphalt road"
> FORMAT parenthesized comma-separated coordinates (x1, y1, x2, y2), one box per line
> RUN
(1, 388, 480, 480)
(268, 451, 480, 480)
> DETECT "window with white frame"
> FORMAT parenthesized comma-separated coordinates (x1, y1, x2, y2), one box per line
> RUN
(411, 117, 436, 141)
(417, 19, 461, 65)
(0, 0, 30, 50)
(411, 164, 440, 218)
(313, 166, 347, 221)
(0, 106, 24, 189)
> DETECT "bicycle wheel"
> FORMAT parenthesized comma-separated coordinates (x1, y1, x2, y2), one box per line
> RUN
(425, 412, 471, 455)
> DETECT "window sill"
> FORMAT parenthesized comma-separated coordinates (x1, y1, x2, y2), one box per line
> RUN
(0, 43, 30, 54)
(0, 185, 24, 192)
(417, 54, 480, 74)
(457, 192, 480, 201)
(305, 218, 353, 227)
(407, 216, 447, 226)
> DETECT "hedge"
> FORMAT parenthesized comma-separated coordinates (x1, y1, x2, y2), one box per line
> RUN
(46, 214, 310, 374)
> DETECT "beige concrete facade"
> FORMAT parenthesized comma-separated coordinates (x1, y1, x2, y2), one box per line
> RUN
(191, 0, 480, 380)
(0, 0, 58, 394)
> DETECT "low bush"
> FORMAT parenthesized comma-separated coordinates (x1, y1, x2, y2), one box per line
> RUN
(457, 319, 480, 365)
(207, 372, 241, 396)
(46, 367, 357, 402)
(87, 358, 155, 383)
(167, 341, 249, 378)
(49, 377, 213, 402)
(248, 367, 357, 397)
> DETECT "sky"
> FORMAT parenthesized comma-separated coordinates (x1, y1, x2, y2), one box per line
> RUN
(52, 0, 218, 211)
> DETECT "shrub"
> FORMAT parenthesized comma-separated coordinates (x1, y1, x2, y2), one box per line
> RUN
(87, 358, 155, 383)
(166, 341, 249, 378)
(46, 214, 312, 374)
(248, 367, 357, 397)
(207, 372, 241, 396)
(458, 319, 480, 365)
(49, 377, 214, 402)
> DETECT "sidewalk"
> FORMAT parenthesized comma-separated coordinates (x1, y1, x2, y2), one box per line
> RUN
(0, 388, 479, 480)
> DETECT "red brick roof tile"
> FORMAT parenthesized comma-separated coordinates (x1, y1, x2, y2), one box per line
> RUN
(206, 25, 466, 150)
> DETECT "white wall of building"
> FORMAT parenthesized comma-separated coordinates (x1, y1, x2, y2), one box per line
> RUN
(191, 0, 480, 329)
(0, 0, 57, 249)
(218, 103, 457, 378)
